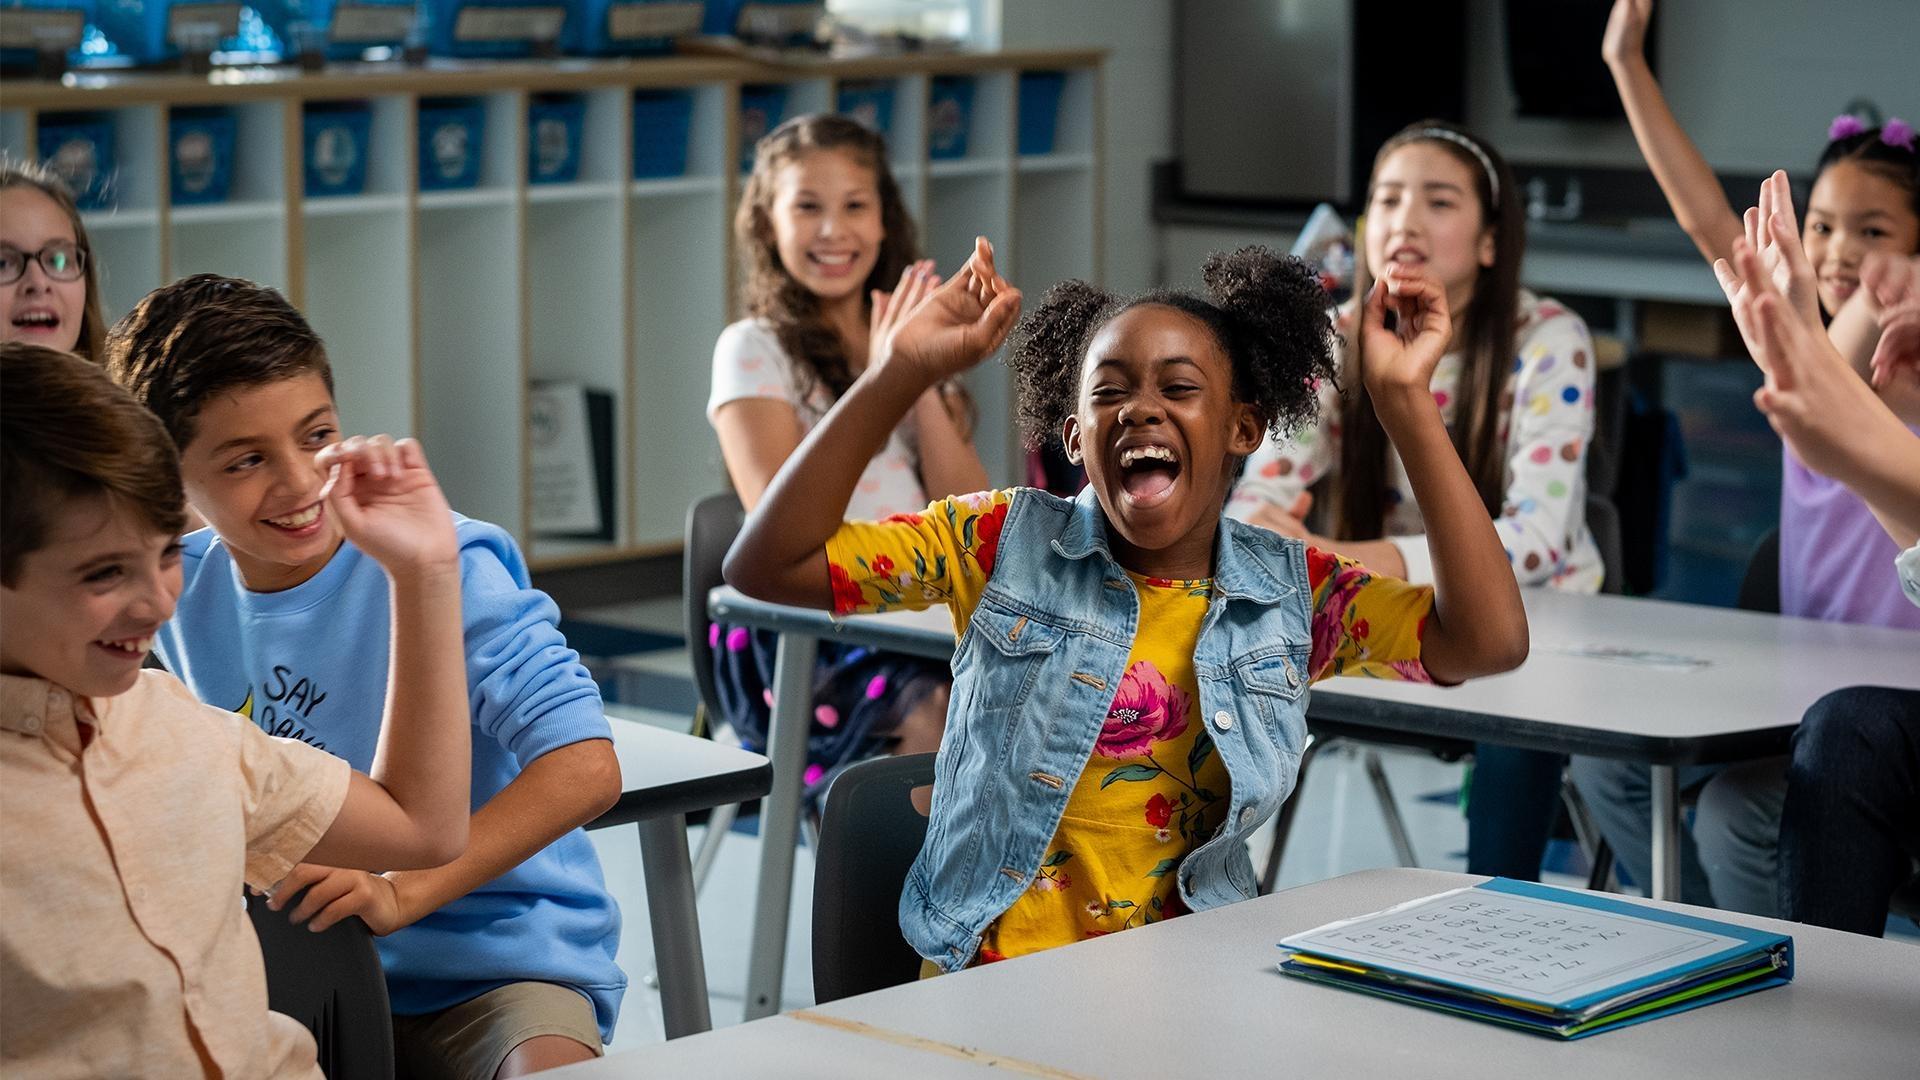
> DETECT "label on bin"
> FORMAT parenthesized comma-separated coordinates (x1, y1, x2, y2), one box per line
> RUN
(735, 2, 820, 38)
(330, 3, 417, 43)
(608, 2, 703, 39)
(454, 6, 566, 44)
(0, 9, 86, 51)
(167, 3, 242, 49)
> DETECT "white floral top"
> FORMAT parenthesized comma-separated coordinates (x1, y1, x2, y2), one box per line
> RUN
(1229, 290, 1604, 593)
(1899, 544, 1920, 609)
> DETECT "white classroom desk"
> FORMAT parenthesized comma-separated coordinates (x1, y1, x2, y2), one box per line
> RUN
(589, 715, 770, 1039)
(555, 868, 1920, 1079)
(708, 585, 1920, 1022)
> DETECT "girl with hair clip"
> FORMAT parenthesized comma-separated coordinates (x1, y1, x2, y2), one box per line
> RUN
(725, 238, 1527, 970)
(2, 160, 108, 361)
(707, 114, 984, 800)
(1228, 120, 1601, 884)
(1575, 0, 1920, 916)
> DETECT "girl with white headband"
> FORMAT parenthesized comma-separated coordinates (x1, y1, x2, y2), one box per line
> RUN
(1229, 119, 1602, 883)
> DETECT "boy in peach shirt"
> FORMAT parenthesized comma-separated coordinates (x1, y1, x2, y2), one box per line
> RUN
(0, 343, 471, 1077)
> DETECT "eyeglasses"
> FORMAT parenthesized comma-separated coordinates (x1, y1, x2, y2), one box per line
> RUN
(0, 242, 89, 285)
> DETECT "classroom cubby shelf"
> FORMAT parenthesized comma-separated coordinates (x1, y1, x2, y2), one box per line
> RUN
(2, 49, 1103, 570)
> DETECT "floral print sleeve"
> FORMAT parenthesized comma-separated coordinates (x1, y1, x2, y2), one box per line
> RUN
(1305, 545, 1435, 683)
(1493, 303, 1599, 588)
(822, 490, 1015, 626)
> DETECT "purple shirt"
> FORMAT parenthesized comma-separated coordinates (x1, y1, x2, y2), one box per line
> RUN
(1779, 445, 1920, 630)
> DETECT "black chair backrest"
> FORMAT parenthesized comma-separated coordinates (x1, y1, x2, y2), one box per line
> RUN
(1586, 493, 1627, 596)
(813, 752, 937, 1004)
(1738, 527, 1782, 614)
(684, 492, 746, 731)
(247, 887, 393, 1079)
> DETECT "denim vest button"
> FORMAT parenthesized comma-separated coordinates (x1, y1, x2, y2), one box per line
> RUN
(1212, 710, 1233, 732)
(1239, 806, 1257, 827)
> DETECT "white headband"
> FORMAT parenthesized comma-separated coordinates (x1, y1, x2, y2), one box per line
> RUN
(1412, 127, 1500, 208)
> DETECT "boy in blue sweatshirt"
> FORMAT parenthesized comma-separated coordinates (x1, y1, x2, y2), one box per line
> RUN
(106, 276, 624, 1079)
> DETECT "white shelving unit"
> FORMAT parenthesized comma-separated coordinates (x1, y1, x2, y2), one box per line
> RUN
(1, 49, 1102, 571)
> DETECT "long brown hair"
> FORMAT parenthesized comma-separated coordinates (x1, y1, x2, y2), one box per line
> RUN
(733, 114, 919, 403)
(1333, 121, 1524, 539)
(2, 159, 109, 363)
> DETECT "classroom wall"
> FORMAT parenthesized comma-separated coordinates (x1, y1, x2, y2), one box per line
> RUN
(1000, 0, 1174, 293)
(1466, 0, 1920, 172)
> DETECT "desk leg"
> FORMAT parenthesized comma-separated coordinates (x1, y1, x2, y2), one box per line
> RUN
(744, 632, 817, 1021)
(1649, 764, 1681, 901)
(638, 815, 712, 1039)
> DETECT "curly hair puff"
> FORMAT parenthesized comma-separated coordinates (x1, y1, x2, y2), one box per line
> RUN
(1006, 246, 1337, 452)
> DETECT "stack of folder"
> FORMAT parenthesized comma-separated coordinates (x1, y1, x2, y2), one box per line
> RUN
(1277, 878, 1793, 1039)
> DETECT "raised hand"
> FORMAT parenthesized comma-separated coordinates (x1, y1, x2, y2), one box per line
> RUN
(1601, 0, 1653, 66)
(868, 259, 940, 367)
(1865, 252, 1920, 389)
(1723, 239, 1895, 480)
(1714, 173, 1824, 372)
(317, 435, 458, 578)
(1360, 262, 1453, 399)
(879, 237, 1023, 385)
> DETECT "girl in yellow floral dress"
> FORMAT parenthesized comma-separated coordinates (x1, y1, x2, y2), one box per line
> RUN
(727, 237, 1530, 970)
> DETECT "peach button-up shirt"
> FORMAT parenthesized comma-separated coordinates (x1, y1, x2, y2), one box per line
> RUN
(1, 669, 350, 1078)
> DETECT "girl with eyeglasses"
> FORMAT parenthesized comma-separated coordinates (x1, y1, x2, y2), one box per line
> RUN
(2, 161, 106, 361)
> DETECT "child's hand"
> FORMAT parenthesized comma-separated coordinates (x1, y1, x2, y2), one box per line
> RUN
(1360, 263, 1452, 402)
(261, 862, 409, 935)
(1243, 491, 1314, 539)
(1601, 0, 1653, 66)
(868, 259, 940, 368)
(317, 435, 458, 578)
(1866, 252, 1920, 390)
(879, 237, 1023, 385)
(1713, 171, 1821, 342)
(1723, 240, 1898, 482)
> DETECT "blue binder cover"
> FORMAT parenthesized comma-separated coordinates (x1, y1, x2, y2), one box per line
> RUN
(1277, 877, 1793, 1038)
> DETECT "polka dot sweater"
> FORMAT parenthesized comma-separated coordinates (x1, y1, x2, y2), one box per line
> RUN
(1229, 290, 1604, 593)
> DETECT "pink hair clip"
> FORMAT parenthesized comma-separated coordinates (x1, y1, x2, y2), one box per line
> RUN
(1882, 118, 1916, 152)
(1829, 114, 1867, 141)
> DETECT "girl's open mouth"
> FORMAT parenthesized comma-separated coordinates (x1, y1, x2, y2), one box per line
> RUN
(1118, 443, 1183, 508)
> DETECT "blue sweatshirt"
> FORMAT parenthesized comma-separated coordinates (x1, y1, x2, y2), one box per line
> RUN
(156, 516, 625, 1040)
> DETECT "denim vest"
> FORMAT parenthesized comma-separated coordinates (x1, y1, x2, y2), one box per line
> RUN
(902, 486, 1316, 971)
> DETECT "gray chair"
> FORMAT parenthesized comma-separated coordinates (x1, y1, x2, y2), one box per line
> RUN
(683, 492, 748, 880)
(812, 752, 936, 1004)
(247, 886, 393, 1080)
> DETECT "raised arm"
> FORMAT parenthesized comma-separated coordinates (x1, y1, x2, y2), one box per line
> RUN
(1360, 265, 1529, 682)
(724, 238, 1022, 608)
(1603, 0, 1743, 267)
(302, 436, 471, 870)
(874, 260, 993, 498)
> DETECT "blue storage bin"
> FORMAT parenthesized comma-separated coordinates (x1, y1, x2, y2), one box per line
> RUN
(567, 0, 701, 57)
(418, 98, 485, 190)
(926, 75, 973, 160)
(835, 80, 894, 138)
(527, 94, 585, 185)
(253, 0, 417, 60)
(737, 83, 787, 173)
(36, 112, 115, 211)
(169, 107, 236, 205)
(94, 0, 249, 65)
(0, 0, 94, 71)
(632, 89, 693, 179)
(424, 0, 571, 58)
(302, 101, 371, 197)
(703, 0, 816, 44)
(1017, 71, 1066, 156)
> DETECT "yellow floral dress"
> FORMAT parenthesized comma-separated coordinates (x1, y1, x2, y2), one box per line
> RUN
(826, 490, 1435, 964)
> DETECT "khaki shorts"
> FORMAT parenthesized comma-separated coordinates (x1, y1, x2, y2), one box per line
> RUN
(393, 981, 602, 1080)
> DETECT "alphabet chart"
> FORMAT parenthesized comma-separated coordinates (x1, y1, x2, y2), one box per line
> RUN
(1280, 886, 1747, 1005)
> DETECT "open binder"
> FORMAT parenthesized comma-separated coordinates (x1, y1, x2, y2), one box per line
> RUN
(1277, 878, 1793, 1039)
